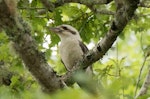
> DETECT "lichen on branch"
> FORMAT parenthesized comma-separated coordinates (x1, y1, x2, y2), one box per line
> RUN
(0, 0, 63, 93)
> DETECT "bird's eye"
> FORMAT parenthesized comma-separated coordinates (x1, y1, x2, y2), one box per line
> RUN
(62, 26, 68, 30)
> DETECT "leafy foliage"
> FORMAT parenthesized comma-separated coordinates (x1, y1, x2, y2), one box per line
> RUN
(0, 0, 150, 99)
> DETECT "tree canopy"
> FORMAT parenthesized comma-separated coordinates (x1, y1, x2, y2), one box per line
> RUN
(0, 0, 150, 99)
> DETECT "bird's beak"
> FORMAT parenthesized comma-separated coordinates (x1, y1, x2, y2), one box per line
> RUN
(50, 27, 61, 33)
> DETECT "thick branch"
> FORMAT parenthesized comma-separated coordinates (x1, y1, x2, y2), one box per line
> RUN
(0, 0, 63, 92)
(40, 0, 113, 12)
(81, 0, 140, 68)
(0, 0, 140, 93)
(53, 0, 113, 7)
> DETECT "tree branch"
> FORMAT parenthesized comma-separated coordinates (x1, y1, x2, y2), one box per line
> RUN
(40, 0, 113, 12)
(53, 0, 113, 7)
(134, 56, 147, 98)
(0, 0, 63, 93)
(135, 68, 150, 98)
(82, 0, 139, 68)
(139, 2, 150, 8)
(0, 0, 140, 94)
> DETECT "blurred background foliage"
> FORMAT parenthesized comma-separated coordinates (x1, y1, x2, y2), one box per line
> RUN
(0, 0, 150, 99)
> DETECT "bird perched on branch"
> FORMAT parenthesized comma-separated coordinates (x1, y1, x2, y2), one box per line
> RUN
(50, 24, 92, 74)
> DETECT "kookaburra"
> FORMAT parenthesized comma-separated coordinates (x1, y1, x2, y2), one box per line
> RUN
(50, 24, 92, 74)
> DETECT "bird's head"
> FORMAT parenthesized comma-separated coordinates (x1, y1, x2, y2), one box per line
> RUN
(50, 24, 81, 41)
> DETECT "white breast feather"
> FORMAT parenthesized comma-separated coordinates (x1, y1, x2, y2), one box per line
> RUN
(59, 38, 83, 71)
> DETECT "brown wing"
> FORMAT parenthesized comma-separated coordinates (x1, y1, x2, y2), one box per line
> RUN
(61, 59, 70, 71)
(79, 41, 89, 54)
(79, 41, 93, 75)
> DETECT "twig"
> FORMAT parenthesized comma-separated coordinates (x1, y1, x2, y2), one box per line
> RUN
(135, 68, 150, 98)
(139, 2, 150, 8)
(134, 56, 147, 98)
(18, 7, 45, 10)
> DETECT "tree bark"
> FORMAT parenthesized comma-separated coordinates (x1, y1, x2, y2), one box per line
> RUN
(0, 0, 139, 93)
(0, 0, 63, 93)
